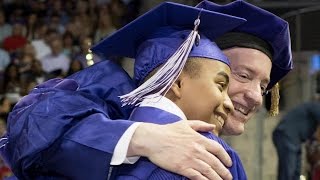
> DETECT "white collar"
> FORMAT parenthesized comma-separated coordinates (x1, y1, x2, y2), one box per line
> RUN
(139, 95, 187, 120)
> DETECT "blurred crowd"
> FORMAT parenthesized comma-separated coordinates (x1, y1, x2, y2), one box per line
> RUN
(0, 0, 142, 128)
(0, 0, 142, 178)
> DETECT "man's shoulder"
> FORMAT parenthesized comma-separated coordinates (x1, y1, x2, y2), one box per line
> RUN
(112, 157, 184, 180)
(200, 132, 237, 153)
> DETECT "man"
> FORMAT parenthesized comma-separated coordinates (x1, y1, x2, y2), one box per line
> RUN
(196, 0, 292, 135)
(94, 2, 247, 178)
(0, 2, 243, 180)
(0, 1, 292, 180)
(273, 100, 320, 180)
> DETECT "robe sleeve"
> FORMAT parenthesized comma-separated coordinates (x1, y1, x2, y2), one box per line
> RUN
(0, 60, 137, 180)
(205, 133, 248, 180)
(112, 157, 186, 180)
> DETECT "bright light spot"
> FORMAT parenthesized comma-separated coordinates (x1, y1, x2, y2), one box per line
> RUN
(86, 54, 93, 60)
(300, 175, 306, 180)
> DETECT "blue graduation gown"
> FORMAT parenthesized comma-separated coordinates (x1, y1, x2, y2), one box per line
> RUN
(111, 106, 247, 180)
(0, 60, 136, 179)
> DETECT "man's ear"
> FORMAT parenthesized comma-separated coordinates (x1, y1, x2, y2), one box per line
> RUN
(170, 77, 183, 99)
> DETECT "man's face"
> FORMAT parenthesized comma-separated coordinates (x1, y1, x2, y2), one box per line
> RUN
(12, 24, 23, 36)
(222, 47, 272, 135)
(176, 58, 234, 135)
(50, 39, 63, 56)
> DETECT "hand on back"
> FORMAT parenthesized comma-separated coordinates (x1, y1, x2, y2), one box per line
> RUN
(128, 120, 233, 180)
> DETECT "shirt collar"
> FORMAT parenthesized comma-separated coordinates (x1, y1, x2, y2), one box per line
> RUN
(139, 95, 187, 120)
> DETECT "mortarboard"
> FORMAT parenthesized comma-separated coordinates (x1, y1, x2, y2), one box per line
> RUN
(91, 2, 246, 105)
(196, 0, 293, 90)
(196, 0, 293, 116)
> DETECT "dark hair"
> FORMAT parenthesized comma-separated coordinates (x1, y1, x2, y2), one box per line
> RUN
(183, 57, 203, 78)
(144, 57, 202, 83)
(216, 32, 273, 60)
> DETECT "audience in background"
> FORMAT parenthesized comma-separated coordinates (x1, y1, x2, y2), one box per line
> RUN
(0, 48, 9, 94)
(40, 34, 70, 77)
(74, 35, 102, 68)
(0, 0, 143, 119)
(2, 22, 27, 54)
(0, 2, 142, 177)
(0, 11, 11, 45)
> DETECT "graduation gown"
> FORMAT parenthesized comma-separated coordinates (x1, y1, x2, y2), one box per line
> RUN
(0, 60, 136, 180)
(111, 105, 247, 180)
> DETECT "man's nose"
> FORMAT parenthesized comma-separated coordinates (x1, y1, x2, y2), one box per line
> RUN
(223, 94, 234, 114)
(244, 83, 263, 106)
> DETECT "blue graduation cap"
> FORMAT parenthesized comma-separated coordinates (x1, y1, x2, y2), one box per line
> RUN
(196, 0, 293, 90)
(91, 2, 245, 59)
(91, 1, 246, 105)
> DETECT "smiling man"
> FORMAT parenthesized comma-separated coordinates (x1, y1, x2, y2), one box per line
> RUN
(96, 1, 247, 178)
(197, 0, 293, 135)
(221, 42, 272, 135)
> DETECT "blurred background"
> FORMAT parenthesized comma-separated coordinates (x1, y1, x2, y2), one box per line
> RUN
(0, 0, 319, 179)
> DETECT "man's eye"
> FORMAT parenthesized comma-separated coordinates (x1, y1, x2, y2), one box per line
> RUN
(217, 82, 226, 91)
(262, 90, 269, 96)
(261, 85, 268, 96)
(261, 86, 268, 96)
(232, 72, 250, 83)
(238, 74, 248, 79)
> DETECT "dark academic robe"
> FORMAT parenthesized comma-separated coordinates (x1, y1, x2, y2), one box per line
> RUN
(274, 102, 320, 145)
(273, 101, 320, 180)
(0, 60, 136, 180)
(111, 106, 247, 180)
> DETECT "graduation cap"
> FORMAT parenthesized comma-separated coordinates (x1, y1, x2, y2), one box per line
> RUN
(91, 1, 246, 106)
(196, 0, 293, 90)
(196, 0, 293, 116)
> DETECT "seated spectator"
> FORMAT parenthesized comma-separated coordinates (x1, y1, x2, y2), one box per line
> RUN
(22, 43, 36, 58)
(0, 48, 10, 72)
(19, 54, 36, 94)
(2, 22, 27, 54)
(74, 36, 101, 68)
(109, 0, 127, 28)
(0, 96, 12, 121)
(0, 48, 10, 94)
(3, 63, 21, 104)
(25, 12, 38, 41)
(48, 0, 70, 26)
(0, 117, 13, 179)
(0, 10, 12, 45)
(48, 13, 65, 35)
(7, 6, 25, 25)
(40, 35, 70, 78)
(30, 60, 45, 84)
(74, 0, 94, 39)
(67, 59, 83, 76)
(62, 31, 78, 58)
(94, 9, 116, 43)
(31, 24, 51, 60)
